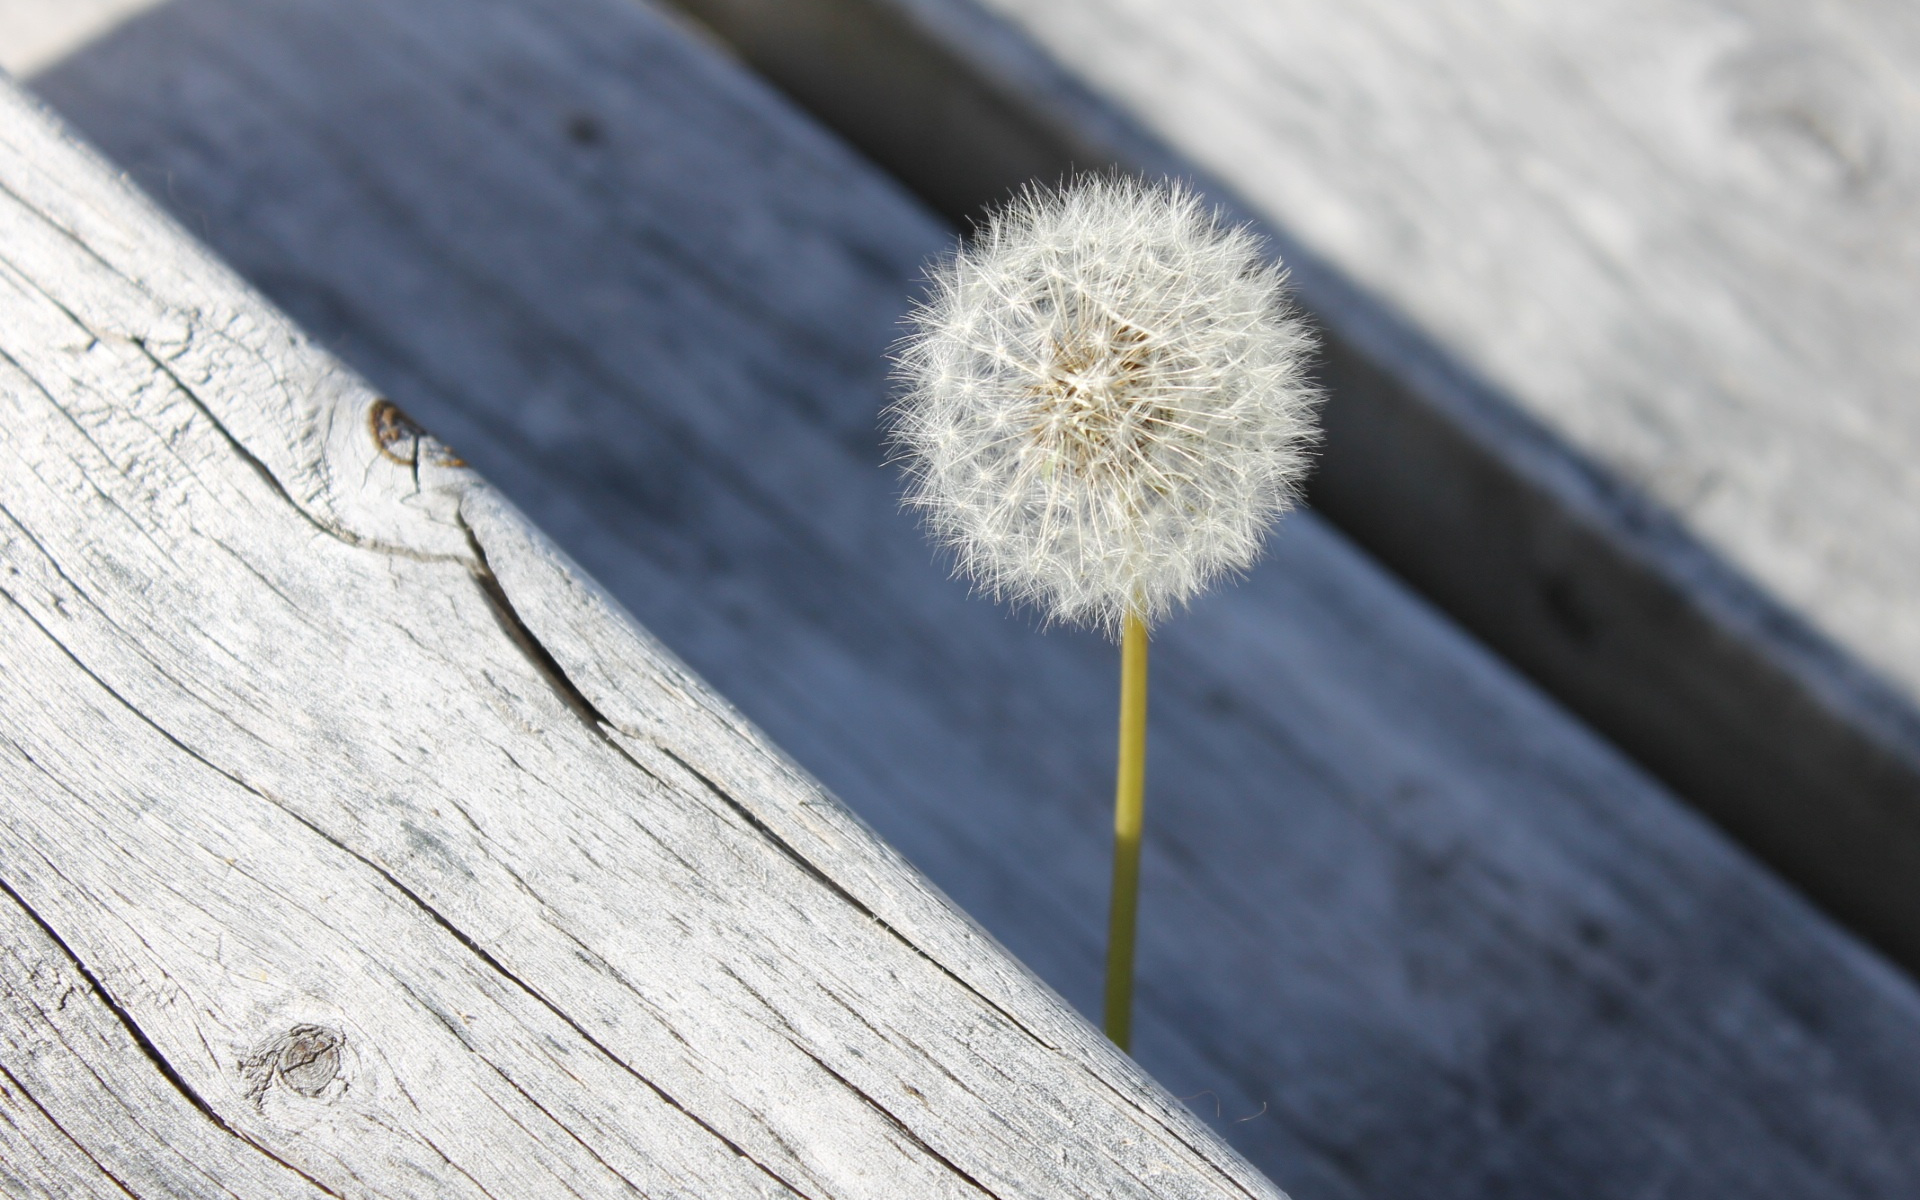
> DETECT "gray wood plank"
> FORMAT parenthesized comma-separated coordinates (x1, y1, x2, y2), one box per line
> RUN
(0, 0, 162, 77)
(0, 885, 337, 1199)
(20, 0, 1920, 1197)
(0, 64, 1278, 1200)
(652, 0, 1920, 977)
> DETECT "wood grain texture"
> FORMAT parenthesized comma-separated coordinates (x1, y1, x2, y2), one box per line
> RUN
(0, 71, 1280, 1200)
(20, 0, 1920, 1197)
(655, 0, 1920, 978)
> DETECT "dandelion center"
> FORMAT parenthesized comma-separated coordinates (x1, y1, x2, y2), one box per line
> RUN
(1026, 319, 1172, 489)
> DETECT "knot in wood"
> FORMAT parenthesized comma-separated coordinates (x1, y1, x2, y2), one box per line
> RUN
(1717, 42, 1887, 196)
(370, 398, 466, 468)
(242, 1024, 345, 1104)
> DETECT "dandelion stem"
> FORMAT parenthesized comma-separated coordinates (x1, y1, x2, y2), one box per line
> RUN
(1104, 610, 1150, 1051)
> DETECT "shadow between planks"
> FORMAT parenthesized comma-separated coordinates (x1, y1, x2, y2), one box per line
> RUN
(651, 0, 1920, 982)
(20, 0, 1920, 1195)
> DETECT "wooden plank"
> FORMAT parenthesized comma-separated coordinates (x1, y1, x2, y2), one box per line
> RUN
(20, 0, 1920, 1196)
(0, 0, 164, 77)
(0, 886, 338, 1199)
(0, 68, 1279, 1200)
(650, 0, 1920, 976)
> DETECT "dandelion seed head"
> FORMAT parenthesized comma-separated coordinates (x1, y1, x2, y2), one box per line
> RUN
(887, 177, 1320, 636)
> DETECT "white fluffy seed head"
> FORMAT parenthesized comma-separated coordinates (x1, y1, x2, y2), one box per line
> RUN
(887, 177, 1321, 637)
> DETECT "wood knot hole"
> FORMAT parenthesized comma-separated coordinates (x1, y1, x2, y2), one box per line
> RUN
(279, 1025, 343, 1096)
(1716, 42, 1886, 196)
(242, 1023, 345, 1104)
(370, 399, 466, 468)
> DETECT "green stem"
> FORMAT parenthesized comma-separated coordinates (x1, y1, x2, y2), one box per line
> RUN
(1104, 611, 1149, 1051)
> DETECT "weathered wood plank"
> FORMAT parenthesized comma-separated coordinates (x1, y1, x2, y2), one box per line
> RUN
(654, 0, 1920, 975)
(0, 883, 338, 1198)
(0, 0, 163, 77)
(0, 69, 1277, 1200)
(19, 0, 1920, 1197)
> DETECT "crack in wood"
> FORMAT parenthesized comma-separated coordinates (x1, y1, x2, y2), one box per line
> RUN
(0, 1058, 147, 1199)
(0, 567, 811, 1197)
(645, 740, 1061, 1059)
(0, 874, 347, 1199)
(258, 790, 818, 1198)
(131, 338, 469, 566)
(787, 1041, 1001, 1200)
(412, 992, 661, 1200)
(461, 520, 614, 737)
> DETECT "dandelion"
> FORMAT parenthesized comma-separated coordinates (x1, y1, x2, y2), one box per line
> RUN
(888, 177, 1320, 1050)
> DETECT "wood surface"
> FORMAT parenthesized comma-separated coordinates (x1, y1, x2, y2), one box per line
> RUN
(657, 0, 1920, 977)
(16, 0, 1920, 1196)
(0, 65, 1279, 1200)
(0, 0, 164, 76)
